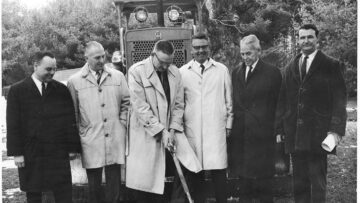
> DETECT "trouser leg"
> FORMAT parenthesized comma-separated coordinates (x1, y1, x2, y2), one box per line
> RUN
(26, 191, 42, 203)
(292, 152, 310, 203)
(53, 185, 73, 203)
(86, 167, 103, 203)
(210, 169, 227, 203)
(134, 189, 164, 203)
(104, 164, 121, 203)
(309, 153, 327, 203)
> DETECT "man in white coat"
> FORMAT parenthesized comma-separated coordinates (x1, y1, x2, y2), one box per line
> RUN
(67, 41, 130, 203)
(179, 33, 233, 203)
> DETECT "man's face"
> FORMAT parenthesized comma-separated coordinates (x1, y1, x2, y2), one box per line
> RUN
(191, 38, 210, 64)
(86, 45, 106, 71)
(240, 44, 260, 66)
(298, 29, 318, 55)
(152, 51, 173, 72)
(34, 56, 57, 82)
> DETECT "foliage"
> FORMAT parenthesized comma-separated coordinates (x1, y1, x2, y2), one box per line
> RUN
(1, 0, 357, 96)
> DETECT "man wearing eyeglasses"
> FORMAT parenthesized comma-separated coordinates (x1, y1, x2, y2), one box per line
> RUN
(179, 33, 233, 203)
(126, 40, 201, 202)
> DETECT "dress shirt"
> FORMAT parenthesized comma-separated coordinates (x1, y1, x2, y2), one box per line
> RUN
(245, 59, 259, 79)
(31, 74, 47, 95)
(300, 50, 318, 73)
(192, 59, 210, 75)
(89, 66, 103, 82)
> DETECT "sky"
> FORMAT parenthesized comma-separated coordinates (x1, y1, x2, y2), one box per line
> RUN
(17, 0, 53, 10)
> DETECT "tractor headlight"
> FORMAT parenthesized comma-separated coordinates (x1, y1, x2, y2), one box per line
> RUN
(134, 7, 148, 23)
(167, 5, 182, 22)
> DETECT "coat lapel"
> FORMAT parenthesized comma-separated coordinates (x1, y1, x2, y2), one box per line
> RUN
(289, 54, 302, 85)
(80, 64, 98, 85)
(25, 77, 42, 98)
(168, 66, 177, 107)
(144, 57, 166, 97)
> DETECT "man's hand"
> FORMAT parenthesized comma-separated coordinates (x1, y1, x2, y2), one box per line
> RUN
(276, 134, 282, 143)
(162, 129, 176, 153)
(69, 153, 78, 160)
(14, 156, 25, 168)
(168, 129, 176, 153)
(226, 129, 231, 138)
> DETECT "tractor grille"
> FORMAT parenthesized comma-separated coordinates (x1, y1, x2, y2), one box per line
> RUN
(130, 40, 187, 68)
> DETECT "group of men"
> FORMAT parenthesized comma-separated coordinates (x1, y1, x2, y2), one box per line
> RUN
(6, 23, 346, 203)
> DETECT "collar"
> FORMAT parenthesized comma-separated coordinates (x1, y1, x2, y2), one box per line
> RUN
(301, 50, 318, 62)
(145, 57, 176, 79)
(81, 63, 111, 78)
(31, 74, 46, 94)
(248, 58, 259, 70)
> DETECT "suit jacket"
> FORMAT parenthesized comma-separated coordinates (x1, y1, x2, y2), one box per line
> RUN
(276, 50, 347, 154)
(228, 59, 282, 178)
(6, 77, 81, 192)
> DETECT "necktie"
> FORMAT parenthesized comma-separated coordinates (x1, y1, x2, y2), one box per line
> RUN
(41, 82, 46, 96)
(96, 70, 102, 84)
(246, 65, 253, 82)
(300, 56, 308, 81)
(157, 71, 171, 106)
(200, 64, 205, 75)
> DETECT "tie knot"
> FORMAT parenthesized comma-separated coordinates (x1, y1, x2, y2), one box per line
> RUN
(96, 70, 102, 75)
(249, 65, 253, 72)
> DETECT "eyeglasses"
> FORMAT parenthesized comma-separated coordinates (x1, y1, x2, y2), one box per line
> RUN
(154, 53, 173, 67)
(192, 45, 209, 50)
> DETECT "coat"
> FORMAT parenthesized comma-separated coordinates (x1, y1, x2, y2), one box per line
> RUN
(276, 51, 347, 154)
(67, 64, 130, 168)
(125, 57, 201, 194)
(228, 60, 282, 178)
(179, 59, 233, 170)
(6, 77, 81, 192)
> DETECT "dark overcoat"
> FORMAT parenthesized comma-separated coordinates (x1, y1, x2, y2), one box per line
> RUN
(6, 77, 81, 192)
(228, 60, 282, 178)
(275, 51, 347, 154)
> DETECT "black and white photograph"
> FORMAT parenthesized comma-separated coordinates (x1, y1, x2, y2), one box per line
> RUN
(1, 0, 357, 202)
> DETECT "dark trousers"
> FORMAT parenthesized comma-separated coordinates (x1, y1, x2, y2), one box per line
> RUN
(240, 177, 274, 203)
(174, 168, 227, 203)
(86, 164, 121, 203)
(26, 186, 73, 203)
(292, 152, 327, 203)
(133, 189, 166, 203)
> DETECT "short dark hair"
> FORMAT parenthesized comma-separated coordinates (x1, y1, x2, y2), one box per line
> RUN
(153, 40, 174, 55)
(299, 24, 319, 37)
(192, 33, 209, 41)
(33, 51, 55, 65)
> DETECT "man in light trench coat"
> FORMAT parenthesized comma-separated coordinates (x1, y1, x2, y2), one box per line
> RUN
(179, 33, 233, 203)
(126, 40, 201, 203)
(67, 41, 130, 203)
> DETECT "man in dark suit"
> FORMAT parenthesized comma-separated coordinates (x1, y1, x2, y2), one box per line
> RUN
(276, 24, 347, 203)
(6, 51, 81, 203)
(229, 34, 282, 203)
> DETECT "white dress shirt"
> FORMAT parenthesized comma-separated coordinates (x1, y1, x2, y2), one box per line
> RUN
(31, 74, 46, 95)
(300, 50, 318, 73)
(192, 59, 211, 75)
(245, 59, 259, 80)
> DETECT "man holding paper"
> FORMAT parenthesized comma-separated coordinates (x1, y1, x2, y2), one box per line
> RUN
(276, 24, 347, 203)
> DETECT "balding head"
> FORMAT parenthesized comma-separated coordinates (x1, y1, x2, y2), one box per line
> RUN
(240, 34, 261, 51)
(85, 41, 105, 58)
(85, 41, 106, 71)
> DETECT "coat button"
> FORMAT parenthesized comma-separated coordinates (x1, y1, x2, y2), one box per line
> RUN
(105, 133, 109, 137)
(104, 118, 107, 122)
(298, 103, 304, 109)
(98, 89, 102, 92)
(297, 119, 304, 125)
(101, 103, 105, 107)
